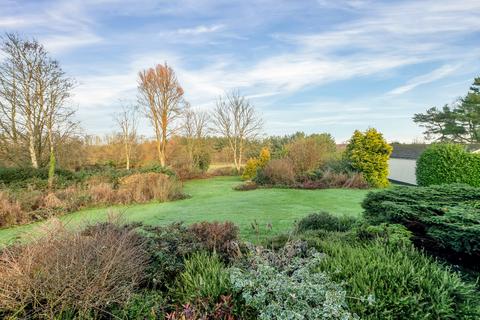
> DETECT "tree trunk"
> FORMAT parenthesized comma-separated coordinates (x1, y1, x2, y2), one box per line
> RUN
(29, 131, 39, 168)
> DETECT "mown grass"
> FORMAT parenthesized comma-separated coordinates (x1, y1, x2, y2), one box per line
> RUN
(0, 176, 368, 245)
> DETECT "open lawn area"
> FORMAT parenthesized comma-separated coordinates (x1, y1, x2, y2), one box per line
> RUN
(0, 176, 369, 245)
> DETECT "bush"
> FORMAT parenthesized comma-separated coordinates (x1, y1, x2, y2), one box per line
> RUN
(0, 219, 148, 318)
(315, 240, 480, 319)
(286, 134, 336, 174)
(233, 181, 258, 191)
(298, 170, 369, 189)
(345, 128, 392, 188)
(255, 158, 296, 186)
(362, 184, 480, 267)
(119, 172, 185, 203)
(230, 242, 354, 320)
(111, 291, 166, 320)
(354, 223, 412, 247)
(173, 252, 231, 305)
(210, 166, 236, 176)
(189, 221, 241, 263)
(0, 166, 77, 188)
(143, 222, 201, 289)
(296, 212, 358, 233)
(0, 191, 25, 227)
(242, 147, 270, 181)
(416, 143, 480, 187)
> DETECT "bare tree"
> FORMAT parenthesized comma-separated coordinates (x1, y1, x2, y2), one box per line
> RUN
(0, 33, 76, 186)
(137, 63, 184, 167)
(211, 91, 263, 171)
(183, 104, 210, 167)
(114, 103, 138, 170)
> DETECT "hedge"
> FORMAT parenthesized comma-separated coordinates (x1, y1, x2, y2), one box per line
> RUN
(416, 143, 480, 187)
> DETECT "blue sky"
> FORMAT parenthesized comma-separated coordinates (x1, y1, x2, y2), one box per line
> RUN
(1, 0, 480, 142)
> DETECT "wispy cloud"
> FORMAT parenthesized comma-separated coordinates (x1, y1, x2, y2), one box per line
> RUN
(388, 64, 461, 95)
(176, 24, 225, 35)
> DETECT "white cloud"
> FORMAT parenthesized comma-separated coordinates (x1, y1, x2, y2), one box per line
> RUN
(388, 64, 461, 95)
(176, 24, 225, 35)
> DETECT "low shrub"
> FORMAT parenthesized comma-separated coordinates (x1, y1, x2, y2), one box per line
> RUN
(354, 223, 412, 247)
(111, 291, 166, 320)
(0, 219, 148, 319)
(166, 295, 238, 320)
(189, 221, 241, 263)
(119, 172, 185, 203)
(143, 222, 201, 289)
(315, 240, 480, 319)
(416, 143, 480, 187)
(233, 181, 258, 191)
(173, 252, 231, 306)
(255, 158, 296, 186)
(298, 170, 369, 189)
(210, 166, 236, 177)
(230, 241, 354, 320)
(296, 212, 358, 233)
(362, 184, 480, 267)
(0, 190, 25, 227)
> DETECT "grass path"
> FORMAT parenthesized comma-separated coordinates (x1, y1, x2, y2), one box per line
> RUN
(0, 176, 369, 245)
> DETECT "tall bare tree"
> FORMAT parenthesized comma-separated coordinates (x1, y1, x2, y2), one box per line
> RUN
(137, 63, 184, 167)
(212, 91, 263, 171)
(183, 104, 210, 167)
(114, 103, 138, 170)
(0, 33, 76, 186)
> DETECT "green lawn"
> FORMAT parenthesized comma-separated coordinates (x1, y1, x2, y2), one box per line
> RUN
(0, 176, 369, 245)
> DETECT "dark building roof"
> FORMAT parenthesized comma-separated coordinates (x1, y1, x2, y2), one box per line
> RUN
(390, 143, 480, 160)
(390, 143, 428, 160)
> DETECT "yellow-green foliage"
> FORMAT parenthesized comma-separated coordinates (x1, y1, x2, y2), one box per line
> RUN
(242, 147, 271, 180)
(345, 128, 392, 188)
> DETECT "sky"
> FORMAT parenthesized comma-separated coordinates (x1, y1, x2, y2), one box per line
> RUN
(1, 0, 480, 143)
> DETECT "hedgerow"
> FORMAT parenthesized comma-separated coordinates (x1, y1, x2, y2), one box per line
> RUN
(416, 143, 480, 187)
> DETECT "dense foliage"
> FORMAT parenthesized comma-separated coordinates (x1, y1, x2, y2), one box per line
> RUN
(242, 147, 271, 180)
(345, 128, 392, 188)
(416, 143, 480, 187)
(230, 242, 355, 320)
(296, 212, 358, 233)
(362, 183, 480, 266)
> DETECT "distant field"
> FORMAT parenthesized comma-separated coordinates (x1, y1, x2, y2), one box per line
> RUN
(0, 176, 369, 245)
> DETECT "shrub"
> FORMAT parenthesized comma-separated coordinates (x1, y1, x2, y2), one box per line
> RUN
(189, 221, 241, 263)
(354, 223, 412, 247)
(286, 134, 336, 174)
(0, 219, 148, 318)
(230, 242, 354, 320)
(119, 172, 185, 203)
(298, 170, 369, 189)
(362, 184, 480, 267)
(0, 191, 25, 227)
(210, 166, 236, 176)
(166, 295, 238, 320)
(233, 181, 258, 191)
(111, 291, 166, 320)
(255, 158, 296, 186)
(242, 147, 270, 181)
(173, 252, 231, 306)
(416, 143, 480, 187)
(296, 212, 358, 233)
(88, 182, 117, 204)
(143, 222, 202, 289)
(242, 158, 259, 181)
(345, 128, 392, 188)
(315, 240, 480, 319)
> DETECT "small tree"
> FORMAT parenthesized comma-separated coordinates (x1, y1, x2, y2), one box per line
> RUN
(137, 62, 184, 167)
(286, 133, 336, 174)
(345, 128, 392, 188)
(211, 91, 263, 172)
(114, 103, 138, 170)
(183, 105, 210, 171)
